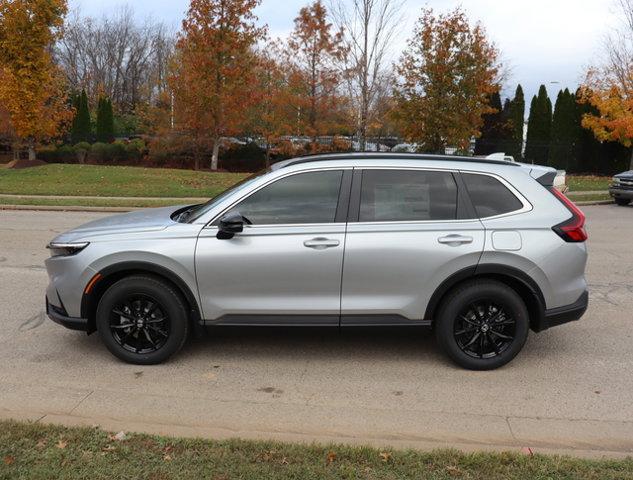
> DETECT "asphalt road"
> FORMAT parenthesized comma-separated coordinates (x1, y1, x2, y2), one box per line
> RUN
(1, 205, 632, 458)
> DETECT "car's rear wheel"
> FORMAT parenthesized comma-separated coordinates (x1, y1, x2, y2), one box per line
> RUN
(435, 280, 529, 370)
(614, 197, 631, 206)
(96, 275, 189, 364)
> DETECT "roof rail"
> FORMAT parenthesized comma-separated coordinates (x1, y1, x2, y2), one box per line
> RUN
(271, 152, 520, 170)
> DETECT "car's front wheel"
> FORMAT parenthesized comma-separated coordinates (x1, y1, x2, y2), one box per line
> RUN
(614, 197, 631, 206)
(96, 275, 189, 364)
(435, 280, 529, 370)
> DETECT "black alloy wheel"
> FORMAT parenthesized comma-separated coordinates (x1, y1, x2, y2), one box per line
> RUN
(435, 279, 529, 370)
(453, 301, 516, 359)
(96, 275, 189, 364)
(109, 294, 170, 354)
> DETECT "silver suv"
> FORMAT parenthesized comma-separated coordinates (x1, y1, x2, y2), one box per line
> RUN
(45, 153, 588, 369)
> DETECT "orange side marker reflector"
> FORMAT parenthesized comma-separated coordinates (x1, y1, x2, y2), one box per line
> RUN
(84, 273, 102, 294)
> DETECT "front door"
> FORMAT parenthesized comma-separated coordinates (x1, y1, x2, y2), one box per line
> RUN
(341, 168, 485, 324)
(195, 169, 350, 325)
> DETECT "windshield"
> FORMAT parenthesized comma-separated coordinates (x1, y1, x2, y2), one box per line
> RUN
(183, 169, 270, 223)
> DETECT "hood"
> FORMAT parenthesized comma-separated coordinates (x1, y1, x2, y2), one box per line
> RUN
(614, 170, 633, 179)
(51, 205, 189, 243)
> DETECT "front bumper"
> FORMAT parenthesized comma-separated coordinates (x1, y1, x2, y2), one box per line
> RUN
(609, 186, 633, 200)
(540, 290, 588, 331)
(46, 296, 89, 332)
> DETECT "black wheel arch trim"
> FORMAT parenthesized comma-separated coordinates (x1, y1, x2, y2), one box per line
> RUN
(80, 261, 202, 332)
(424, 263, 548, 331)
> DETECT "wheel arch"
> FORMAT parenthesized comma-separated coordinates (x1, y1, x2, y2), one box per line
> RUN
(80, 261, 202, 333)
(424, 264, 547, 332)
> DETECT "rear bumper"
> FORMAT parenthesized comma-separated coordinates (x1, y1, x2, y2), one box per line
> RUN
(46, 296, 89, 332)
(609, 187, 633, 199)
(540, 290, 588, 331)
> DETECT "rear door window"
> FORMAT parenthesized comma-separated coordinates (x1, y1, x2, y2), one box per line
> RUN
(359, 169, 458, 222)
(461, 173, 524, 218)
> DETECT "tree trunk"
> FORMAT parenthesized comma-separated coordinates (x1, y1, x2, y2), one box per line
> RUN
(211, 138, 220, 171)
(28, 138, 36, 161)
(265, 143, 271, 169)
(629, 147, 633, 171)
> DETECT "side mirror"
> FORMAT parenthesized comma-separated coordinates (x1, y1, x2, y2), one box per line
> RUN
(217, 211, 245, 239)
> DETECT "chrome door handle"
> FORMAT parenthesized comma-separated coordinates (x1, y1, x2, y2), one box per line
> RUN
(303, 237, 340, 250)
(438, 235, 473, 246)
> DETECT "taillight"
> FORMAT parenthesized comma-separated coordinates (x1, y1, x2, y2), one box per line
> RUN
(548, 187, 588, 242)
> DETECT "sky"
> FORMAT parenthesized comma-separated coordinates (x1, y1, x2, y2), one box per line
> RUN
(69, 0, 620, 105)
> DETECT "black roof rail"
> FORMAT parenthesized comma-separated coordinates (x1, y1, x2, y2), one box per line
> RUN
(271, 152, 520, 170)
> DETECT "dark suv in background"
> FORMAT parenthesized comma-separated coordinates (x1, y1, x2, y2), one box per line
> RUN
(610, 170, 633, 206)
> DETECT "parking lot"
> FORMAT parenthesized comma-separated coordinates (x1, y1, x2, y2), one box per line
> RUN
(0, 205, 632, 457)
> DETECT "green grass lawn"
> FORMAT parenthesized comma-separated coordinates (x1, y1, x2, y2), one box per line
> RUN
(566, 175, 611, 192)
(1, 420, 631, 480)
(0, 196, 182, 208)
(0, 164, 246, 198)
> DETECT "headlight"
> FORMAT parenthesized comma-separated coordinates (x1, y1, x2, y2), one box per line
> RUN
(46, 242, 90, 257)
(612, 177, 621, 185)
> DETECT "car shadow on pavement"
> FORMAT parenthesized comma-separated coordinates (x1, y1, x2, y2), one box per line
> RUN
(181, 326, 445, 364)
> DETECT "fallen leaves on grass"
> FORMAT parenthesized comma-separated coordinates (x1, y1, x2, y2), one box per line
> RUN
(326, 450, 337, 465)
(379, 451, 392, 463)
(3, 456, 14, 465)
(56, 439, 67, 449)
(108, 431, 127, 442)
(446, 465, 463, 476)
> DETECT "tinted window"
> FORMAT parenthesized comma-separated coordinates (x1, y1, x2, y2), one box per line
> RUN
(227, 170, 343, 225)
(359, 170, 458, 222)
(462, 173, 524, 218)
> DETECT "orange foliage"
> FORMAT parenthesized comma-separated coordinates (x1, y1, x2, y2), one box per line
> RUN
(392, 7, 500, 153)
(172, 0, 266, 169)
(0, 0, 72, 156)
(580, 69, 633, 148)
(284, 0, 347, 139)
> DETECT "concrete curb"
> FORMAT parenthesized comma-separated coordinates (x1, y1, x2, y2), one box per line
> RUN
(574, 200, 613, 206)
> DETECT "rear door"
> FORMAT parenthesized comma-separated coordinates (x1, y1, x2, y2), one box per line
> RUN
(340, 168, 485, 324)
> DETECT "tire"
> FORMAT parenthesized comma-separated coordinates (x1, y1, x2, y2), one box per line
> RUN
(435, 280, 529, 370)
(96, 275, 189, 365)
(615, 198, 631, 206)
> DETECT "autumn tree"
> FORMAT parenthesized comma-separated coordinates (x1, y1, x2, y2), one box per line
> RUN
(392, 7, 500, 153)
(330, 0, 403, 150)
(579, 0, 633, 169)
(286, 0, 346, 143)
(173, 0, 265, 170)
(247, 46, 294, 166)
(0, 0, 72, 160)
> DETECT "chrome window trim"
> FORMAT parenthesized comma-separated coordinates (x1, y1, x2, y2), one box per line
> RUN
(205, 166, 351, 228)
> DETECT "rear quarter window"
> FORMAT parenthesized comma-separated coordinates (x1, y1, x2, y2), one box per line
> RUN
(461, 173, 524, 218)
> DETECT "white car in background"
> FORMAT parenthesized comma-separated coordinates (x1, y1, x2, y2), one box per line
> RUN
(485, 153, 567, 192)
